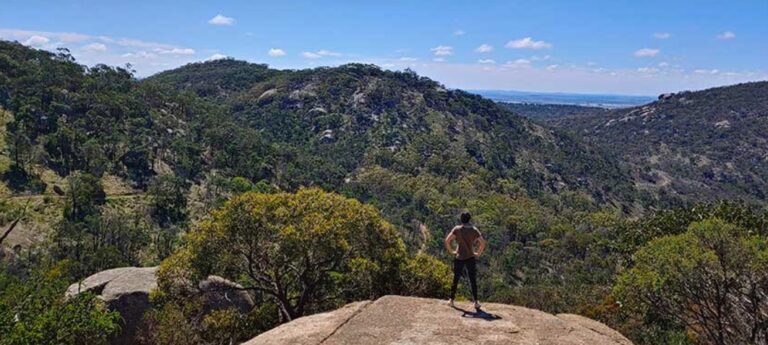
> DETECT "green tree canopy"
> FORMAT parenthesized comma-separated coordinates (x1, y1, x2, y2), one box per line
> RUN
(615, 218, 768, 345)
(157, 188, 409, 321)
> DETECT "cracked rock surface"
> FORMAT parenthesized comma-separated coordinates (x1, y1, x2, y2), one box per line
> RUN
(245, 295, 633, 345)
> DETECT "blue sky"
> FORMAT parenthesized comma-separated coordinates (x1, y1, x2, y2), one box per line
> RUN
(2, 0, 766, 95)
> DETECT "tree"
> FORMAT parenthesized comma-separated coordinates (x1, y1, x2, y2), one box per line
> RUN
(158, 188, 407, 322)
(615, 218, 768, 345)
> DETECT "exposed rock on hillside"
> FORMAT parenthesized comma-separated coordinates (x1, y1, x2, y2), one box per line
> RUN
(552, 81, 768, 203)
(244, 295, 632, 345)
(67, 266, 255, 345)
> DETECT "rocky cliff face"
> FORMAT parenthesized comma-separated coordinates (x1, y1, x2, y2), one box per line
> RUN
(244, 295, 632, 345)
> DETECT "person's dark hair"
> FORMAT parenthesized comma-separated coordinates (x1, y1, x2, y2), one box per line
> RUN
(460, 212, 472, 224)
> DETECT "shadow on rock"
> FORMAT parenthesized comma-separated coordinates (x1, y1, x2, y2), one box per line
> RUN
(451, 305, 503, 321)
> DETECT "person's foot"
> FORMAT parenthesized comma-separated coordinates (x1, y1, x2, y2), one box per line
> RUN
(474, 301, 482, 310)
(448, 299, 455, 307)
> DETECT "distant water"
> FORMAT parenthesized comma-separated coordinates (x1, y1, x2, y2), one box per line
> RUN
(471, 89, 655, 108)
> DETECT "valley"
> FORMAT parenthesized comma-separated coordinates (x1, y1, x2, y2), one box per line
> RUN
(1, 40, 767, 345)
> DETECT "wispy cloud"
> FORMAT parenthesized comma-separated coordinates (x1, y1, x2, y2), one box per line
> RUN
(637, 67, 658, 73)
(634, 48, 660, 57)
(208, 14, 235, 26)
(716, 31, 735, 40)
(81, 42, 107, 52)
(695, 69, 720, 74)
(478, 59, 495, 64)
(653, 32, 671, 39)
(453, 29, 465, 36)
(23, 35, 50, 47)
(431, 45, 453, 56)
(504, 59, 531, 68)
(475, 44, 493, 53)
(399, 57, 418, 61)
(301, 49, 341, 59)
(157, 47, 195, 55)
(268, 48, 286, 57)
(206, 53, 228, 61)
(0, 27, 201, 77)
(505, 37, 552, 50)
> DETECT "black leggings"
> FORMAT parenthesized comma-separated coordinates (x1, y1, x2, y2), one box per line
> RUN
(450, 257, 478, 301)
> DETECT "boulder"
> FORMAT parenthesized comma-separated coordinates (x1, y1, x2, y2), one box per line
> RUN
(66, 267, 157, 345)
(244, 295, 633, 345)
(67, 267, 256, 345)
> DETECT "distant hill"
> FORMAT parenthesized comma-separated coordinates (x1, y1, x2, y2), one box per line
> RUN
(498, 102, 609, 122)
(552, 82, 768, 203)
(473, 89, 654, 108)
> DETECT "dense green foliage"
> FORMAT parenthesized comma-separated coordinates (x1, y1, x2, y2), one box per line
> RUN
(0, 263, 120, 345)
(616, 218, 768, 344)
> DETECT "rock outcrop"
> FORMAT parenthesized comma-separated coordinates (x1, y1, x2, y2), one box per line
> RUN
(244, 295, 632, 345)
(67, 266, 255, 345)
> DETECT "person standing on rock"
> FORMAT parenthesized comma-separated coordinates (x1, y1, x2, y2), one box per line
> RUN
(444, 211, 486, 310)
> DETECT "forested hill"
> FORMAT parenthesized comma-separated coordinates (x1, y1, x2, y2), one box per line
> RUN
(552, 81, 768, 203)
(146, 58, 635, 210)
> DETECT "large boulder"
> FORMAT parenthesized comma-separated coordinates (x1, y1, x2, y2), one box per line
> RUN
(244, 295, 633, 345)
(67, 266, 255, 345)
(66, 267, 157, 345)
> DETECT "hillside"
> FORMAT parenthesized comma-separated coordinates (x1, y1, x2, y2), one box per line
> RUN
(553, 82, 768, 204)
(148, 59, 637, 218)
(244, 295, 633, 345)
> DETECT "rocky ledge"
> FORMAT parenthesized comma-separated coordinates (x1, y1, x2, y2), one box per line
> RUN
(244, 295, 632, 345)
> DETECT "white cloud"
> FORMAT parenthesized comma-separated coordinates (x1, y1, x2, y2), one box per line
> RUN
(316, 49, 341, 57)
(658, 62, 670, 67)
(433, 57, 446, 62)
(475, 44, 493, 53)
(431, 45, 453, 56)
(530, 55, 551, 61)
(399, 57, 418, 61)
(695, 69, 720, 74)
(716, 31, 735, 40)
(23, 35, 50, 47)
(653, 32, 671, 39)
(634, 48, 660, 57)
(121, 51, 156, 59)
(478, 59, 496, 64)
(637, 67, 658, 73)
(157, 47, 195, 55)
(301, 49, 341, 59)
(268, 48, 286, 57)
(302, 51, 321, 59)
(208, 14, 235, 26)
(206, 53, 228, 61)
(453, 30, 465, 36)
(82, 42, 107, 52)
(504, 58, 531, 67)
(546, 64, 559, 71)
(505, 37, 552, 50)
